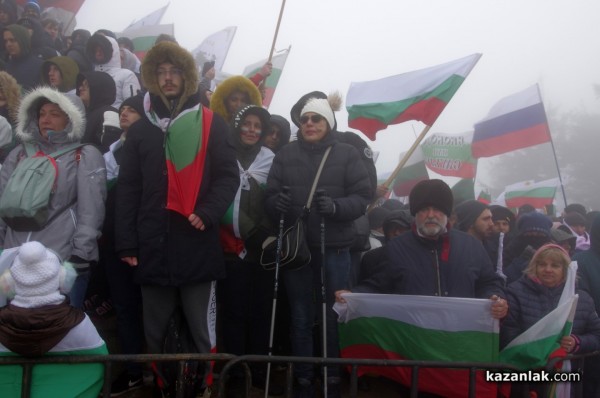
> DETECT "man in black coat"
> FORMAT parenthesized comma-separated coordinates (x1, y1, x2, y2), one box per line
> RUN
(115, 42, 239, 393)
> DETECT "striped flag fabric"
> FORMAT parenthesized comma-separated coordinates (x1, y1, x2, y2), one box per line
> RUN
(243, 47, 291, 108)
(191, 26, 237, 75)
(478, 190, 492, 205)
(346, 53, 481, 140)
(124, 3, 169, 30)
(335, 294, 499, 398)
(504, 178, 558, 209)
(500, 262, 578, 371)
(421, 131, 477, 178)
(118, 24, 175, 61)
(472, 84, 552, 158)
(452, 178, 475, 204)
(391, 148, 429, 197)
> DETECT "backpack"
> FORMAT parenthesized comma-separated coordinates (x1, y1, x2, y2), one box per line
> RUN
(0, 143, 84, 232)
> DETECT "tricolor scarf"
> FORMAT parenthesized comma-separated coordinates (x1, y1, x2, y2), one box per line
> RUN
(221, 147, 274, 258)
(144, 94, 213, 216)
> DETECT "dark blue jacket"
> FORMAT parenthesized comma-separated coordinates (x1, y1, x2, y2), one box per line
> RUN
(502, 276, 600, 353)
(377, 227, 505, 298)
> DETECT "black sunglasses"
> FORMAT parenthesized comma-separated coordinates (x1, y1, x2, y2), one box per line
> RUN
(300, 114, 324, 124)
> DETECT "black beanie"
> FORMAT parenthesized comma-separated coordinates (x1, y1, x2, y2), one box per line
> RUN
(409, 179, 453, 217)
(119, 94, 144, 117)
(490, 205, 515, 224)
(454, 200, 488, 232)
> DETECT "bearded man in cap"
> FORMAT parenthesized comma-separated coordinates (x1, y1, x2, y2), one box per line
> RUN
(337, 179, 507, 316)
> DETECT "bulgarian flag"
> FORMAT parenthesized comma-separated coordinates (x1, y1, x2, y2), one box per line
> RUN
(346, 53, 481, 140)
(0, 316, 107, 398)
(124, 3, 169, 30)
(118, 24, 175, 60)
(421, 131, 477, 178)
(452, 178, 476, 204)
(478, 190, 492, 205)
(391, 147, 429, 197)
(243, 47, 291, 108)
(504, 178, 558, 209)
(335, 294, 499, 398)
(192, 26, 237, 76)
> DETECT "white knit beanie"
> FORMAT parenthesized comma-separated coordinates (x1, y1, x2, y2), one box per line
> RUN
(301, 98, 335, 130)
(7, 241, 66, 308)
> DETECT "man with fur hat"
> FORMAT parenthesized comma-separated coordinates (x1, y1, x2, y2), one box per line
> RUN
(0, 241, 107, 397)
(115, 41, 239, 395)
(265, 90, 372, 397)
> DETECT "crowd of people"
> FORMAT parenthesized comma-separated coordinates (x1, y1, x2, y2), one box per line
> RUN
(0, 2, 599, 398)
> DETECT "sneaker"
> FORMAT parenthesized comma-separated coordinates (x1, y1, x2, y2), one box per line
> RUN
(110, 371, 143, 397)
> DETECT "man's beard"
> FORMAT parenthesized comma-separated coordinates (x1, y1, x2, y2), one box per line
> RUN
(417, 216, 448, 238)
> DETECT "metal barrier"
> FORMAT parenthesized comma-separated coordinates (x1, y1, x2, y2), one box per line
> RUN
(0, 352, 537, 398)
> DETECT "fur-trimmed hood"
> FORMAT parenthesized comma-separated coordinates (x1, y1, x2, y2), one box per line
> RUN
(17, 87, 86, 143)
(141, 41, 198, 116)
(210, 75, 262, 123)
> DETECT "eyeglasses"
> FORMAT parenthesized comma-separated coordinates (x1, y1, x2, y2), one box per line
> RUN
(300, 114, 324, 124)
(156, 68, 183, 77)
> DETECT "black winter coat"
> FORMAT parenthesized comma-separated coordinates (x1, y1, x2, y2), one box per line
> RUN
(115, 95, 239, 286)
(502, 276, 600, 352)
(264, 130, 371, 249)
(384, 228, 505, 298)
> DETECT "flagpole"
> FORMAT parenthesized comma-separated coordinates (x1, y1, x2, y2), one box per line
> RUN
(366, 125, 432, 211)
(268, 0, 287, 62)
(536, 84, 568, 208)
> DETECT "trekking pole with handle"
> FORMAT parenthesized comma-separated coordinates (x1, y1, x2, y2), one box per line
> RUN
(264, 186, 289, 398)
(316, 189, 328, 398)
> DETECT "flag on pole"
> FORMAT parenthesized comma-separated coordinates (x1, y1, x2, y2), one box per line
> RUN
(451, 178, 475, 204)
(118, 24, 174, 61)
(421, 131, 476, 178)
(243, 47, 291, 108)
(472, 84, 552, 158)
(25, 0, 86, 35)
(477, 190, 492, 205)
(124, 3, 169, 30)
(391, 147, 429, 197)
(335, 294, 499, 398)
(504, 178, 558, 209)
(346, 53, 481, 140)
(191, 26, 237, 74)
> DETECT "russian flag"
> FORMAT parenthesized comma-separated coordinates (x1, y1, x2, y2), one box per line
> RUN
(472, 84, 551, 158)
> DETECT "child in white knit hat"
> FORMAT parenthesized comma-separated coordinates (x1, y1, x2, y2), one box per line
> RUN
(0, 241, 107, 398)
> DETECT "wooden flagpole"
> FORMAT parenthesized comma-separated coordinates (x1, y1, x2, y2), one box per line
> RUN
(268, 0, 287, 62)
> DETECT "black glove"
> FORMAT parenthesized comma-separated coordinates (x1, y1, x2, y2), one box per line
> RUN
(316, 195, 336, 216)
(275, 191, 292, 214)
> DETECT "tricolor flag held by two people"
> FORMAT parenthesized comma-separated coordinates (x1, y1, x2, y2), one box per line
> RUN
(472, 84, 552, 158)
(346, 53, 481, 140)
(335, 294, 499, 398)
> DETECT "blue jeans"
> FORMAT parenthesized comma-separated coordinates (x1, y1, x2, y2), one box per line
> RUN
(281, 247, 350, 381)
(68, 269, 90, 309)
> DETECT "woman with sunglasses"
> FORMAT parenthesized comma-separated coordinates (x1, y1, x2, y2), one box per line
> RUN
(265, 91, 372, 398)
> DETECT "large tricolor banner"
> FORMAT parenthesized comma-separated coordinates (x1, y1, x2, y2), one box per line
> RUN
(472, 84, 552, 158)
(118, 24, 174, 61)
(243, 47, 291, 108)
(335, 294, 499, 398)
(346, 53, 481, 140)
(421, 131, 477, 178)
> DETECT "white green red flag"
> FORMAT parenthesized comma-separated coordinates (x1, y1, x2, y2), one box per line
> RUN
(477, 190, 492, 205)
(118, 24, 175, 61)
(346, 53, 481, 140)
(504, 178, 558, 209)
(335, 294, 499, 398)
(243, 47, 291, 108)
(391, 147, 429, 197)
(0, 315, 107, 398)
(191, 26, 237, 74)
(124, 3, 169, 30)
(421, 131, 477, 178)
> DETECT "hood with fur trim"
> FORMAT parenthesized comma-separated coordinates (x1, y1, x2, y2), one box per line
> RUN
(141, 41, 198, 115)
(86, 33, 120, 69)
(210, 75, 262, 123)
(16, 87, 86, 143)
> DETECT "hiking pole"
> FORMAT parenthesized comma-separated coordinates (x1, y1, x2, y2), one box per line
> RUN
(264, 186, 289, 398)
(316, 189, 328, 398)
